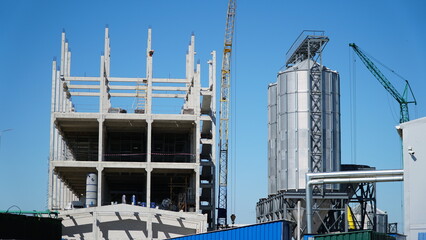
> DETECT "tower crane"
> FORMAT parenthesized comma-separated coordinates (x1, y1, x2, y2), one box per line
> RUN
(349, 43, 417, 123)
(218, 0, 236, 227)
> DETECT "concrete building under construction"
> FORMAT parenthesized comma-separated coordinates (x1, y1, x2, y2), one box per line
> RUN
(48, 28, 216, 239)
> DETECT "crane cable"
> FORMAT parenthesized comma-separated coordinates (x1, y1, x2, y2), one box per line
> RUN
(349, 47, 357, 164)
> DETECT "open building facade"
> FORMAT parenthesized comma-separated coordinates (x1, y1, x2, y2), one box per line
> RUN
(48, 28, 216, 239)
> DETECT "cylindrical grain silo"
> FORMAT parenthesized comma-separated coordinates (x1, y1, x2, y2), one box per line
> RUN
(268, 59, 340, 192)
(85, 173, 97, 207)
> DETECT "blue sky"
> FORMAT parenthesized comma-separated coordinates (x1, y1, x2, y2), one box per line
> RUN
(0, 0, 425, 230)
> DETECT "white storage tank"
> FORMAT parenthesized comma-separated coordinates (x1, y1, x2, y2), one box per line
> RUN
(86, 173, 97, 207)
(268, 59, 341, 193)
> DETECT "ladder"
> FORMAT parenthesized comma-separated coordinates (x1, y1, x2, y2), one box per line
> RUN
(135, 80, 147, 113)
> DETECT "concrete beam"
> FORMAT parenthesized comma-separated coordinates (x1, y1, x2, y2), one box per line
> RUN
(64, 77, 100, 82)
(52, 161, 198, 170)
(69, 92, 100, 97)
(108, 77, 146, 82)
(152, 86, 188, 91)
(152, 78, 189, 83)
(68, 85, 101, 90)
(153, 93, 186, 98)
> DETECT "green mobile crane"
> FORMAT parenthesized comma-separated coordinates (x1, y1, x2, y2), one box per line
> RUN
(349, 43, 417, 123)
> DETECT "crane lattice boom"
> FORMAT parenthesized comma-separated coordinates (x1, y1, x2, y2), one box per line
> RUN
(218, 0, 236, 227)
(349, 43, 416, 123)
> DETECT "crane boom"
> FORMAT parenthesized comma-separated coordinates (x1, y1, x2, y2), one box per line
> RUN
(218, 0, 236, 227)
(349, 43, 416, 123)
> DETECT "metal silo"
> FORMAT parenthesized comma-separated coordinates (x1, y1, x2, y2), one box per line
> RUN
(267, 32, 341, 192)
(259, 31, 379, 237)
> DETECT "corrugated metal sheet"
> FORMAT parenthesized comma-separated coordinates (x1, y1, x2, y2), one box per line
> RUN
(388, 234, 406, 240)
(314, 230, 395, 240)
(171, 220, 290, 240)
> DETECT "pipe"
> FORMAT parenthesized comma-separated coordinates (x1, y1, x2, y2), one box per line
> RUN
(305, 170, 404, 234)
(307, 169, 404, 179)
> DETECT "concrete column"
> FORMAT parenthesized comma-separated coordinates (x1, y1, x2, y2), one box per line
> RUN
(194, 63, 201, 115)
(195, 122, 200, 164)
(66, 48, 72, 112)
(195, 168, 200, 212)
(185, 35, 196, 110)
(67, 186, 71, 208)
(98, 117, 104, 162)
(146, 119, 152, 163)
(146, 28, 153, 114)
(59, 180, 64, 209)
(55, 174, 60, 209)
(93, 211, 99, 239)
(59, 31, 65, 114)
(99, 55, 106, 113)
(146, 119, 152, 210)
(147, 209, 153, 239)
(53, 70, 60, 161)
(103, 27, 111, 111)
(146, 167, 152, 208)
(50, 171, 56, 209)
(63, 41, 69, 113)
(97, 166, 103, 206)
(49, 60, 57, 161)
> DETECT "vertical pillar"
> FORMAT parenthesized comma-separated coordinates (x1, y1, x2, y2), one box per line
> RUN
(65, 186, 71, 206)
(98, 117, 104, 162)
(93, 211, 99, 239)
(59, 31, 65, 114)
(146, 167, 152, 239)
(147, 210, 153, 239)
(146, 118, 152, 215)
(147, 119, 152, 163)
(59, 180, 64, 209)
(66, 48, 72, 112)
(297, 200, 301, 240)
(194, 62, 201, 115)
(97, 167, 103, 207)
(186, 35, 195, 109)
(56, 175, 60, 209)
(49, 59, 57, 161)
(195, 168, 200, 212)
(50, 172, 56, 209)
(146, 167, 152, 208)
(54, 70, 60, 161)
(103, 27, 111, 111)
(48, 60, 57, 210)
(146, 28, 153, 114)
(99, 55, 106, 113)
(209, 51, 217, 227)
(195, 121, 200, 164)
(63, 41, 69, 112)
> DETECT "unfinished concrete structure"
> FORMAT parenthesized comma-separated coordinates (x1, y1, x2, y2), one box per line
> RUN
(48, 28, 216, 239)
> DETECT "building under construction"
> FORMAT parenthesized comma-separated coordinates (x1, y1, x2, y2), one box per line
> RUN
(48, 28, 216, 239)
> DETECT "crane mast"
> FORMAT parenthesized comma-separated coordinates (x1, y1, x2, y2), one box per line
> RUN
(349, 43, 416, 123)
(218, 0, 236, 227)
